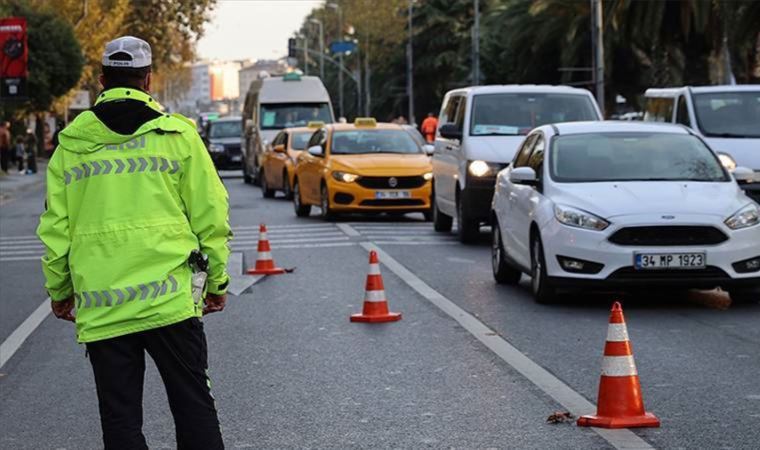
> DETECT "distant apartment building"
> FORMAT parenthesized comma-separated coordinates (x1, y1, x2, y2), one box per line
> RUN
(177, 60, 247, 116)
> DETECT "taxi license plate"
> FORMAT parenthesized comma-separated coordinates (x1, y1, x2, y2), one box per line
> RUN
(634, 252, 705, 270)
(375, 191, 411, 199)
(231, 155, 242, 162)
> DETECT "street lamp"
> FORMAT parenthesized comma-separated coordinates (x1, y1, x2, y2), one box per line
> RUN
(407, 0, 416, 126)
(327, 2, 344, 119)
(309, 18, 325, 80)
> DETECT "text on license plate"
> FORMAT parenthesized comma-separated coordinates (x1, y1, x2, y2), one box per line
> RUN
(634, 252, 705, 270)
(375, 191, 411, 199)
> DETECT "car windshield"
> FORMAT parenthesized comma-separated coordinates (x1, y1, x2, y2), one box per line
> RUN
(291, 132, 312, 150)
(470, 93, 599, 136)
(331, 130, 422, 155)
(550, 133, 729, 183)
(209, 121, 240, 139)
(693, 91, 760, 138)
(260, 103, 332, 130)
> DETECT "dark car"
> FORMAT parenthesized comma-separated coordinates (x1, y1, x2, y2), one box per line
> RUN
(203, 116, 243, 169)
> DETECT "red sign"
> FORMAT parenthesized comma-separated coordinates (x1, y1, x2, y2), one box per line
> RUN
(0, 16, 28, 98)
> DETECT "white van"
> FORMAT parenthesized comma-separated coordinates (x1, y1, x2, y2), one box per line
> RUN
(242, 73, 335, 184)
(644, 86, 760, 204)
(431, 85, 602, 242)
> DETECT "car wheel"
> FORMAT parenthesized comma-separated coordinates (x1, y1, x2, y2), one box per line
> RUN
(260, 169, 275, 198)
(728, 289, 758, 304)
(456, 195, 479, 244)
(531, 234, 557, 303)
(320, 184, 335, 221)
(432, 195, 453, 232)
(293, 179, 311, 217)
(492, 220, 521, 285)
(282, 171, 294, 200)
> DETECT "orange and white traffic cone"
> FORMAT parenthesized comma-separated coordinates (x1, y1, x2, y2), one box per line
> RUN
(350, 251, 402, 323)
(245, 224, 286, 275)
(577, 301, 660, 429)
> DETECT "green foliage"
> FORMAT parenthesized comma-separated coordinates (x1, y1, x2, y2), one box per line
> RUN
(3, 1, 84, 114)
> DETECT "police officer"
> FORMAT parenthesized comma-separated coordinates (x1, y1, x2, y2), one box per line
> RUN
(37, 36, 230, 449)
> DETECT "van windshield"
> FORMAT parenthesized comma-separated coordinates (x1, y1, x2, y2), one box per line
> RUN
(693, 91, 760, 138)
(470, 93, 599, 136)
(260, 103, 332, 130)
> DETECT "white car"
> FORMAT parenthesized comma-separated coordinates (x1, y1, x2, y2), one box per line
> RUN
(491, 121, 760, 303)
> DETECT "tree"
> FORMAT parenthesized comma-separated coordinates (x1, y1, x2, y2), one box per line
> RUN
(2, 1, 84, 154)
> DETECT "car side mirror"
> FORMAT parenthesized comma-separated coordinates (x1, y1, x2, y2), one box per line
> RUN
(423, 144, 435, 155)
(509, 167, 537, 186)
(733, 166, 754, 184)
(439, 124, 462, 140)
(273, 144, 286, 154)
(307, 145, 324, 157)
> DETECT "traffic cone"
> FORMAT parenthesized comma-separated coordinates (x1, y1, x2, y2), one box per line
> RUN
(577, 301, 660, 429)
(350, 251, 402, 323)
(245, 224, 286, 275)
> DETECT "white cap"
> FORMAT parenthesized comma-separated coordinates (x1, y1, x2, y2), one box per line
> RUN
(101, 36, 152, 68)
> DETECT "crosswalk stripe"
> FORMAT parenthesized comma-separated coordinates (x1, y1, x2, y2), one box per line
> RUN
(0, 244, 44, 250)
(0, 249, 45, 256)
(372, 241, 459, 246)
(232, 230, 344, 238)
(232, 236, 351, 245)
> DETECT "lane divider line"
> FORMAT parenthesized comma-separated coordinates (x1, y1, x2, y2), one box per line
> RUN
(0, 298, 51, 370)
(355, 237, 654, 450)
(336, 223, 362, 237)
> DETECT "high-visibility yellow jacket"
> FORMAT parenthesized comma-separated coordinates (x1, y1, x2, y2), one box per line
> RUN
(37, 88, 231, 343)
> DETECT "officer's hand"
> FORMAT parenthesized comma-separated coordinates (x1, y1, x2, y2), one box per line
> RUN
(51, 297, 76, 322)
(203, 293, 226, 315)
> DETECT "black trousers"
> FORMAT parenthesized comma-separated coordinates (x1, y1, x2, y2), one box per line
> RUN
(86, 318, 224, 450)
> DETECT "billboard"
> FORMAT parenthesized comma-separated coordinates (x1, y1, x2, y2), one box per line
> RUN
(0, 17, 28, 99)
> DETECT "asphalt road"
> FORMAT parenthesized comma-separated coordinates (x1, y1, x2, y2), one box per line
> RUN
(0, 171, 758, 449)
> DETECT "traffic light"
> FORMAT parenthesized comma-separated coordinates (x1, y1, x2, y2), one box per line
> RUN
(288, 38, 296, 58)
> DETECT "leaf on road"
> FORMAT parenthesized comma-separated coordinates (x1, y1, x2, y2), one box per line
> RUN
(546, 411, 574, 424)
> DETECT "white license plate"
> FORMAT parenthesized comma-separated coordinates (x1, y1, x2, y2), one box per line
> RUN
(230, 155, 242, 162)
(375, 190, 411, 199)
(634, 252, 705, 270)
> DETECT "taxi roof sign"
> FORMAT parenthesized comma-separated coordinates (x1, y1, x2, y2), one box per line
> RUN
(283, 72, 302, 81)
(354, 117, 377, 127)
(307, 121, 325, 129)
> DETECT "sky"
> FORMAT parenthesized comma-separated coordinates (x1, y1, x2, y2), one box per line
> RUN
(197, 0, 325, 62)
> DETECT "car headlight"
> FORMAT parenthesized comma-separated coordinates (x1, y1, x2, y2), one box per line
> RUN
(718, 152, 737, 171)
(554, 204, 610, 231)
(468, 160, 502, 177)
(209, 143, 225, 153)
(725, 203, 760, 230)
(423, 172, 433, 181)
(332, 171, 359, 183)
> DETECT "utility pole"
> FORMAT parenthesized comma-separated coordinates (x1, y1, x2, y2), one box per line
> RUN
(590, 0, 605, 117)
(365, 42, 371, 116)
(472, 0, 480, 85)
(310, 18, 325, 80)
(303, 33, 309, 75)
(328, 3, 345, 119)
(407, 0, 415, 126)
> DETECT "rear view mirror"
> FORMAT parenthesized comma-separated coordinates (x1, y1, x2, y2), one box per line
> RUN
(509, 167, 537, 185)
(423, 144, 435, 155)
(733, 166, 754, 184)
(307, 145, 323, 157)
(439, 124, 462, 140)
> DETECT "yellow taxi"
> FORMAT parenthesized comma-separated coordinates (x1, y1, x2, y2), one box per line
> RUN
(292, 118, 433, 220)
(260, 122, 324, 199)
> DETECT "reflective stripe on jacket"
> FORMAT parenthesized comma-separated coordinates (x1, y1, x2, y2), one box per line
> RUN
(37, 88, 231, 343)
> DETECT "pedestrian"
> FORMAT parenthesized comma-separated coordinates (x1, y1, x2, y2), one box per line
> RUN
(0, 120, 10, 173)
(14, 135, 25, 173)
(420, 112, 439, 143)
(24, 129, 37, 174)
(37, 36, 230, 450)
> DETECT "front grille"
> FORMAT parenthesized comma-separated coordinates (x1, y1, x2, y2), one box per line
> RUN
(608, 266, 729, 280)
(609, 226, 728, 246)
(356, 176, 426, 189)
(224, 144, 242, 156)
(359, 199, 425, 207)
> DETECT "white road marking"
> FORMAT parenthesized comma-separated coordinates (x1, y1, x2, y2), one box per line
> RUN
(0, 235, 38, 241)
(0, 255, 41, 262)
(336, 223, 361, 237)
(371, 240, 459, 246)
(232, 236, 351, 246)
(271, 242, 356, 250)
(227, 252, 264, 296)
(232, 224, 336, 231)
(0, 240, 42, 246)
(0, 298, 51, 369)
(232, 230, 344, 238)
(0, 249, 45, 256)
(353, 230, 442, 235)
(359, 240, 653, 450)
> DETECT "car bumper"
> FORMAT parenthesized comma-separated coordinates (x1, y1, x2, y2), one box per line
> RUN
(461, 178, 496, 220)
(541, 219, 760, 289)
(210, 151, 243, 169)
(327, 179, 432, 212)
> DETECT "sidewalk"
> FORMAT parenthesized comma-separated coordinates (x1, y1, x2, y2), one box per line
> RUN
(0, 160, 47, 205)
